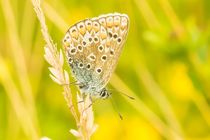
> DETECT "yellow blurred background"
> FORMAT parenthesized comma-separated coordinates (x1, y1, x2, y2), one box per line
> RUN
(0, 0, 210, 140)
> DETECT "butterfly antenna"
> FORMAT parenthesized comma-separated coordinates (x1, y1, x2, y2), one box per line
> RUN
(70, 81, 79, 85)
(109, 88, 135, 100)
(110, 96, 123, 120)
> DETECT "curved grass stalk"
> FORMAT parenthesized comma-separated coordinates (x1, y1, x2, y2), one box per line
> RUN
(0, 0, 39, 133)
(158, 0, 185, 38)
(0, 57, 39, 140)
(133, 63, 185, 139)
(134, 0, 161, 29)
(0, 0, 40, 139)
(31, 0, 97, 139)
(43, 1, 69, 33)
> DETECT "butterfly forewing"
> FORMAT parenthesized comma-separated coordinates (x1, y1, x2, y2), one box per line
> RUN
(63, 13, 129, 96)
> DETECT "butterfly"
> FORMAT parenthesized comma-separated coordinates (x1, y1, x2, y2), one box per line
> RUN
(63, 13, 129, 99)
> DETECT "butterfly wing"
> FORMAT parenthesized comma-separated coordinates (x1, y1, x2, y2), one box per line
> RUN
(63, 13, 129, 93)
(93, 13, 129, 89)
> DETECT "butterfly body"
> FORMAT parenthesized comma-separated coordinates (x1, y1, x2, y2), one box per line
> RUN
(63, 13, 129, 99)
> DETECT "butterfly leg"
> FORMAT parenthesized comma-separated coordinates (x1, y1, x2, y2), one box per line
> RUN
(69, 99, 85, 110)
(61, 80, 79, 86)
(81, 95, 95, 115)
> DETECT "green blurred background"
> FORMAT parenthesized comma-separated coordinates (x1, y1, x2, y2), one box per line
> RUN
(0, 0, 210, 140)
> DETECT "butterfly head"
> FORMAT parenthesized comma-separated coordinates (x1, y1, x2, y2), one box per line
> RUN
(99, 88, 111, 99)
(78, 83, 111, 99)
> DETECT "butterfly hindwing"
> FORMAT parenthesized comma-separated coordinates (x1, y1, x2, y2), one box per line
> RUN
(95, 14, 129, 88)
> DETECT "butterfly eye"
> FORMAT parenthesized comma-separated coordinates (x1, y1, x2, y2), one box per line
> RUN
(100, 89, 108, 98)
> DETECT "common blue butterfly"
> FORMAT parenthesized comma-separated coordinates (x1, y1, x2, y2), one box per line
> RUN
(63, 13, 129, 99)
